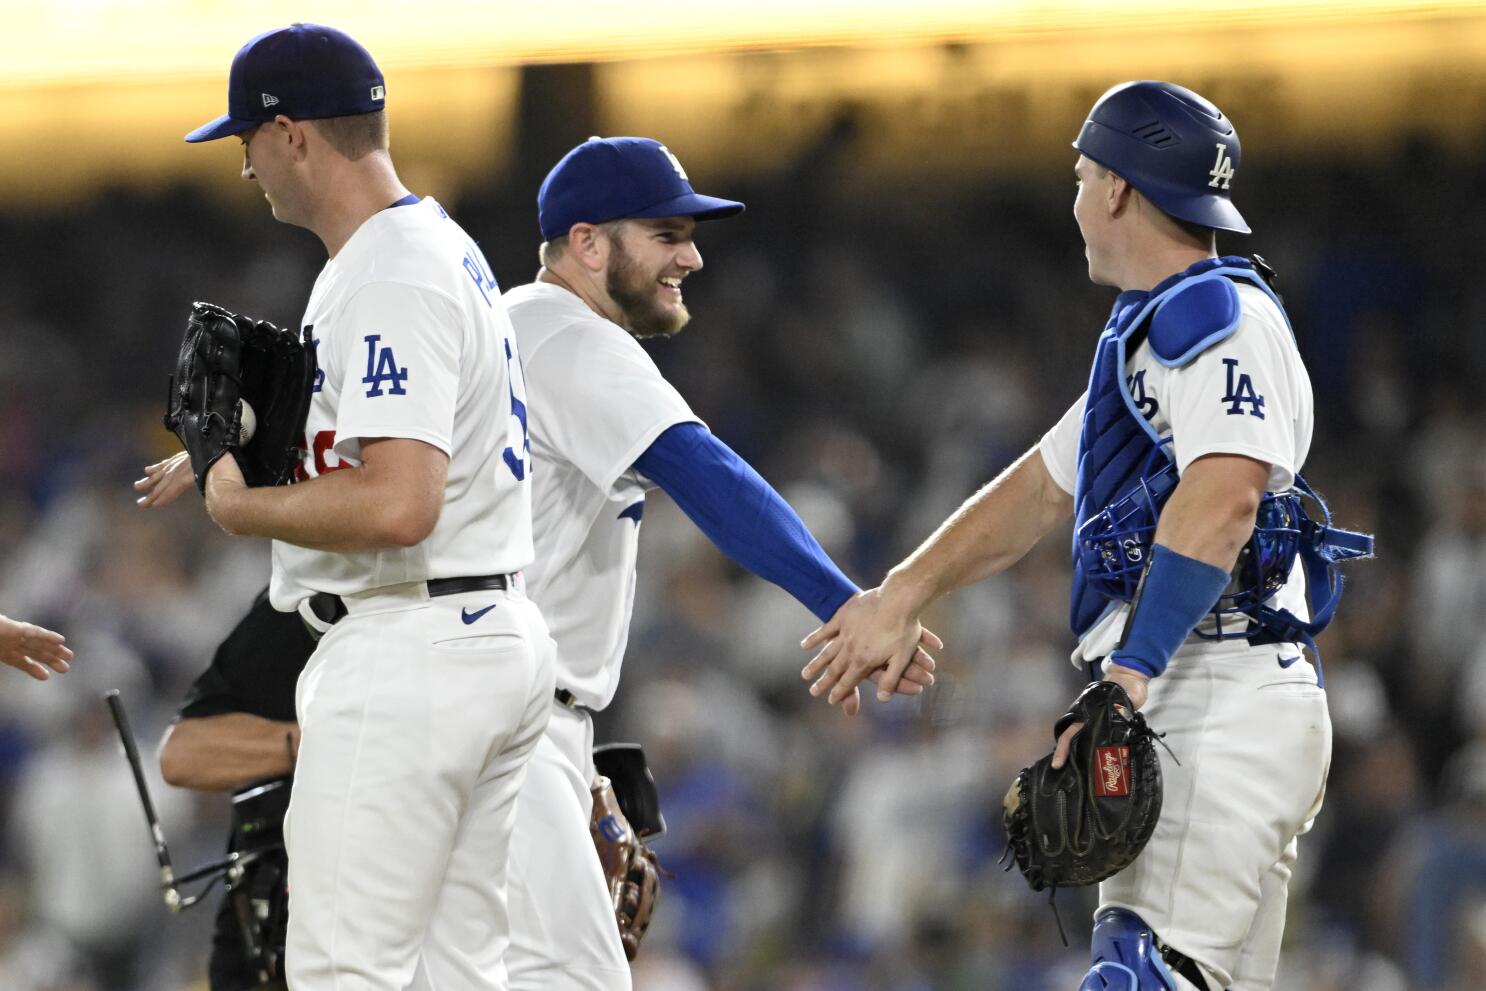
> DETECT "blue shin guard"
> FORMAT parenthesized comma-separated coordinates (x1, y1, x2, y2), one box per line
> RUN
(1078, 909, 1180, 991)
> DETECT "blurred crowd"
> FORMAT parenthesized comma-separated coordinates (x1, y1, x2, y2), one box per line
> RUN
(0, 126, 1480, 991)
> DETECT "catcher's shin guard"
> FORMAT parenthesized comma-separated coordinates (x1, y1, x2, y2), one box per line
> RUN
(1080, 909, 1179, 991)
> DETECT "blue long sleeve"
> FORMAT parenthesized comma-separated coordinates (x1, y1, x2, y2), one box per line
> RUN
(633, 423, 858, 622)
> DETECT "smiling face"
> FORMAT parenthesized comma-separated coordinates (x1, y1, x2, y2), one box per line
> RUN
(603, 216, 703, 338)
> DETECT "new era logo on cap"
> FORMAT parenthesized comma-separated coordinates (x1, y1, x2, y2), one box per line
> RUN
(185, 23, 387, 143)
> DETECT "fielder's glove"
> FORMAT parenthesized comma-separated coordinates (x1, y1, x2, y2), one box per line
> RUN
(590, 775, 662, 961)
(164, 301, 316, 492)
(1002, 680, 1164, 891)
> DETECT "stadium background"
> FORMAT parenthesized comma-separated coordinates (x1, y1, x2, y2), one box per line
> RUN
(0, 1, 1482, 988)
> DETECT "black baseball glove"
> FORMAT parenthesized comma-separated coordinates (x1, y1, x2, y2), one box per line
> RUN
(1002, 680, 1164, 891)
(164, 302, 316, 492)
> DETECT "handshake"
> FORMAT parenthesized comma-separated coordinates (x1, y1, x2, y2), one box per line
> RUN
(798, 580, 941, 717)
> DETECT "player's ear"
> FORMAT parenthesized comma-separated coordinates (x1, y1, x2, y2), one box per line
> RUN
(567, 223, 608, 272)
(1106, 171, 1134, 218)
(274, 115, 308, 159)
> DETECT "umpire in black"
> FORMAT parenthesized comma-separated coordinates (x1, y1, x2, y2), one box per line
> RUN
(159, 589, 316, 991)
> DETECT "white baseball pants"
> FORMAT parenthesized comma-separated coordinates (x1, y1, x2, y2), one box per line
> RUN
(1099, 639, 1332, 991)
(506, 703, 632, 990)
(283, 582, 555, 991)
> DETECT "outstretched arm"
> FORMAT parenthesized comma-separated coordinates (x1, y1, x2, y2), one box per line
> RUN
(0, 615, 72, 680)
(632, 423, 935, 714)
(802, 443, 1073, 705)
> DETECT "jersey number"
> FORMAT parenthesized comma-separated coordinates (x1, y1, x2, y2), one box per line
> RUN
(502, 339, 530, 481)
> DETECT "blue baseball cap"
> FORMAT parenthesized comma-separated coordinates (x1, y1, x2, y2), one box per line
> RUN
(185, 23, 386, 143)
(538, 137, 744, 242)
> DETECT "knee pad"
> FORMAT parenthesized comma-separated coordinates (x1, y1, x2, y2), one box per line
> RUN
(1078, 909, 1179, 991)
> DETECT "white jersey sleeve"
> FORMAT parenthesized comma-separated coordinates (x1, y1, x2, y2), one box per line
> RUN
(328, 282, 463, 462)
(1153, 285, 1312, 491)
(520, 296, 699, 492)
(1039, 393, 1086, 496)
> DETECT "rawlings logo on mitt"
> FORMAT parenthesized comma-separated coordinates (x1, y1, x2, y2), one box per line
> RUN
(164, 301, 316, 492)
(1002, 680, 1164, 891)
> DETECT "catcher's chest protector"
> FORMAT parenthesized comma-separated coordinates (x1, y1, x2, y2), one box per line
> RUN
(1068, 256, 1285, 637)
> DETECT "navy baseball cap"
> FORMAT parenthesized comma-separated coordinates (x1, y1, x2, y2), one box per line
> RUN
(538, 137, 744, 241)
(185, 23, 386, 143)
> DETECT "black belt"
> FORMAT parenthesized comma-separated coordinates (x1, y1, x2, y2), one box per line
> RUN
(302, 574, 515, 640)
(554, 688, 589, 710)
(1159, 945, 1216, 990)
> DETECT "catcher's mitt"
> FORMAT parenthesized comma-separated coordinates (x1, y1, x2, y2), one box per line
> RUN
(1002, 680, 1163, 891)
(164, 301, 316, 492)
(591, 775, 662, 961)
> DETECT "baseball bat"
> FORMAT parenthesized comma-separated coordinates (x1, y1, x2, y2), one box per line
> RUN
(104, 689, 186, 911)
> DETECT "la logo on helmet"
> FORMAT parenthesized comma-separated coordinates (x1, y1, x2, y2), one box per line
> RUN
(1208, 143, 1236, 190)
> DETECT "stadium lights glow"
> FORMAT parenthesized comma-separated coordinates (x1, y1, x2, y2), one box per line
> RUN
(0, 0, 1481, 86)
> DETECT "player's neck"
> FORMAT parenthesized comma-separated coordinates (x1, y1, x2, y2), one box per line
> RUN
(538, 265, 626, 328)
(1118, 244, 1217, 293)
(308, 154, 411, 258)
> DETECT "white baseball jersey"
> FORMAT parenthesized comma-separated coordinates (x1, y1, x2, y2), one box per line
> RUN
(269, 197, 533, 611)
(502, 281, 701, 709)
(1039, 282, 1315, 663)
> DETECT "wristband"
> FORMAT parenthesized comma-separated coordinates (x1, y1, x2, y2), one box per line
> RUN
(1109, 544, 1231, 677)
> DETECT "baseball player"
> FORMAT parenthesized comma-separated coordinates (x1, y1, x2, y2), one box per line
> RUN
(179, 23, 554, 990)
(499, 136, 936, 989)
(802, 82, 1355, 990)
(0, 613, 71, 680)
(158, 589, 314, 991)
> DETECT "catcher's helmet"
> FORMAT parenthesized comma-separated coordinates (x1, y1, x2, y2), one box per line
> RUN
(1073, 80, 1250, 235)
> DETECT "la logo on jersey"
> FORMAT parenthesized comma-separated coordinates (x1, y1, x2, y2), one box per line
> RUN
(659, 145, 688, 181)
(1222, 357, 1265, 418)
(1208, 142, 1236, 190)
(362, 334, 409, 397)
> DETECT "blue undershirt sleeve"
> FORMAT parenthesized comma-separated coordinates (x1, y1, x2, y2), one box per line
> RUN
(633, 422, 859, 622)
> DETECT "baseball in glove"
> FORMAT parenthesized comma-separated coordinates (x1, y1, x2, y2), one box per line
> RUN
(1002, 680, 1164, 893)
(591, 775, 662, 961)
(164, 301, 316, 492)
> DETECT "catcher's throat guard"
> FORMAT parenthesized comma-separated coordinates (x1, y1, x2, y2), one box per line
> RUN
(108, 692, 290, 982)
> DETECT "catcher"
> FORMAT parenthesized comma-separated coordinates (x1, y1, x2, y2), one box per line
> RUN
(802, 82, 1371, 991)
